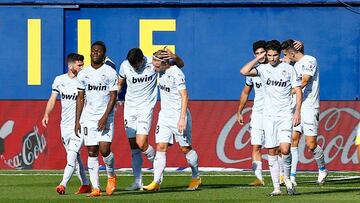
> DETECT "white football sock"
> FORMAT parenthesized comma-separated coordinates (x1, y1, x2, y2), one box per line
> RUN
(186, 150, 200, 179)
(103, 152, 115, 178)
(278, 154, 284, 176)
(143, 145, 155, 162)
(252, 160, 263, 181)
(131, 149, 143, 183)
(60, 150, 77, 187)
(282, 153, 292, 179)
(313, 145, 326, 171)
(268, 155, 280, 190)
(290, 147, 298, 178)
(153, 151, 166, 184)
(75, 153, 89, 185)
(88, 156, 100, 189)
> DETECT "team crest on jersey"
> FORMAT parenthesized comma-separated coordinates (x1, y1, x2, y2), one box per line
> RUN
(282, 70, 287, 77)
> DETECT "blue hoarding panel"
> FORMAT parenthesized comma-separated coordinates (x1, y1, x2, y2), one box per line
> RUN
(0, 7, 64, 99)
(65, 7, 359, 100)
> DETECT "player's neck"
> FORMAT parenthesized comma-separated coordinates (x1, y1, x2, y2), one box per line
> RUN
(67, 71, 76, 78)
(91, 62, 104, 69)
(294, 53, 304, 62)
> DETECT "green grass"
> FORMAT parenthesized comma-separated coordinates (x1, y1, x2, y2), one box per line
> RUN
(0, 170, 359, 202)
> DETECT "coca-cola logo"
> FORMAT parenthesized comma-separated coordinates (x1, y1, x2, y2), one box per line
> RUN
(0, 124, 47, 169)
(216, 107, 360, 167)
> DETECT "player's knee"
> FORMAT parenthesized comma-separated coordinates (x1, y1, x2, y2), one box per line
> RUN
(180, 146, 192, 154)
(88, 151, 98, 157)
(137, 141, 148, 151)
(100, 148, 110, 157)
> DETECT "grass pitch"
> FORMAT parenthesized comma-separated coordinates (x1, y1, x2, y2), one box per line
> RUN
(0, 170, 359, 202)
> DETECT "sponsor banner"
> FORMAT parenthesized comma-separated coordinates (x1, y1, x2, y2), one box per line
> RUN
(0, 101, 359, 170)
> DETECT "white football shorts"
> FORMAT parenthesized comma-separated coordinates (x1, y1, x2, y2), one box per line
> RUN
(155, 110, 192, 147)
(250, 111, 265, 146)
(263, 115, 292, 148)
(124, 106, 154, 138)
(60, 125, 83, 153)
(81, 117, 114, 146)
(293, 108, 319, 136)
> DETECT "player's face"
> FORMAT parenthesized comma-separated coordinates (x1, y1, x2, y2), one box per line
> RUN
(282, 50, 295, 63)
(254, 48, 266, 64)
(70, 60, 84, 75)
(267, 50, 280, 66)
(91, 45, 105, 64)
(131, 59, 145, 70)
(152, 58, 169, 72)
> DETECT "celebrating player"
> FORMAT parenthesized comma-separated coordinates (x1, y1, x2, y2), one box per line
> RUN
(281, 39, 328, 185)
(143, 50, 201, 191)
(118, 48, 184, 190)
(42, 53, 91, 195)
(240, 40, 302, 196)
(75, 41, 118, 197)
(237, 40, 267, 186)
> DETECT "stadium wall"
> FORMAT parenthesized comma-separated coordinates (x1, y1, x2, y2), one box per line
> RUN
(0, 1, 359, 170)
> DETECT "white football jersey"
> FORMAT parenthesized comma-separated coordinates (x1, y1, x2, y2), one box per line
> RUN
(52, 74, 78, 127)
(256, 62, 301, 116)
(119, 56, 157, 109)
(293, 55, 320, 109)
(77, 64, 118, 121)
(157, 66, 186, 117)
(245, 75, 264, 113)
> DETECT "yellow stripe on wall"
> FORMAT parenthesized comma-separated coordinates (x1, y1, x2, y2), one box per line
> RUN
(27, 19, 41, 85)
(139, 19, 176, 56)
(77, 19, 91, 67)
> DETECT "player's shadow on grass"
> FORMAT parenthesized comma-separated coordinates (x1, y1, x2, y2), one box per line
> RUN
(112, 183, 249, 196)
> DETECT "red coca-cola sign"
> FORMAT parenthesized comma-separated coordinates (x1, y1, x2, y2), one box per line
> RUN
(0, 101, 359, 170)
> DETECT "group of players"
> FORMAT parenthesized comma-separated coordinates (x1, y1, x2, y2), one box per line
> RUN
(42, 41, 201, 197)
(238, 39, 328, 196)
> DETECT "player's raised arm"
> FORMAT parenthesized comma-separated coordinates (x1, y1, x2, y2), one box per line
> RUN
(75, 90, 85, 137)
(42, 92, 58, 128)
(240, 52, 265, 76)
(178, 89, 189, 134)
(237, 84, 252, 125)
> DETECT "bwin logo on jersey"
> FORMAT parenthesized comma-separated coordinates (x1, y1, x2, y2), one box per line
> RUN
(255, 82, 262, 88)
(266, 78, 287, 87)
(159, 84, 170, 92)
(88, 84, 107, 91)
(61, 93, 77, 100)
(132, 75, 153, 84)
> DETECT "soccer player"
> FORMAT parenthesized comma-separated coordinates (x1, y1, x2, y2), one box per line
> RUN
(42, 53, 91, 195)
(75, 41, 118, 197)
(237, 40, 267, 186)
(143, 50, 201, 191)
(118, 48, 184, 190)
(240, 40, 302, 196)
(281, 39, 328, 185)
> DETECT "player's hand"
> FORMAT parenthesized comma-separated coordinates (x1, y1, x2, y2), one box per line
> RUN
(293, 40, 303, 52)
(177, 117, 186, 134)
(158, 47, 175, 60)
(75, 122, 81, 138)
(98, 116, 108, 131)
(292, 111, 301, 127)
(236, 112, 244, 125)
(42, 115, 49, 128)
(256, 52, 266, 61)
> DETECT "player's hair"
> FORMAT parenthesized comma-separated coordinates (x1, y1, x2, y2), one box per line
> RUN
(153, 49, 170, 64)
(252, 40, 267, 53)
(265, 40, 281, 53)
(127, 48, 144, 66)
(281, 39, 297, 53)
(91, 41, 106, 53)
(66, 53, 84, 63)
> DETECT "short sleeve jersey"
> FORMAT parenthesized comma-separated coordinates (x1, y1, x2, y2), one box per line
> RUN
(256, 62, 301, 116)
(52, 74, 78, 127)
(119, 56, 157, 109)
(157, 66, 186, 117)
(245, 75, 264, 113)
(77, 64, 118, 121)
(294, 55, 320, 108)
